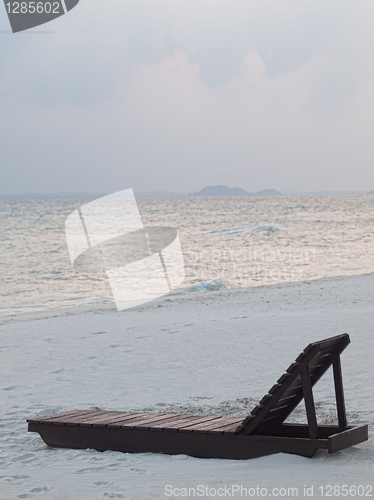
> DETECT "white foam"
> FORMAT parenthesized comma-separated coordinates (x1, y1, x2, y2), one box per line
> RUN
(171, 278, 227, 294)
(197, 223, 287, 236)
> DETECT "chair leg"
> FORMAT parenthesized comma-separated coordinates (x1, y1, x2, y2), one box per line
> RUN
(332, 355, 347, 428)
(301, 366, 319, 439)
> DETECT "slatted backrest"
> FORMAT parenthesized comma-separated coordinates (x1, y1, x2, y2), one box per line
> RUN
(236, 334, 350, 435)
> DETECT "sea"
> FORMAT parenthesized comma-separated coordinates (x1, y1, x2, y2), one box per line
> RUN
(1, 194, 374, 317)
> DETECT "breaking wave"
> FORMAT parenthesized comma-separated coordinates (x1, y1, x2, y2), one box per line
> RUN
(197, 223, 287, 237)
(171, 278, 227, 295)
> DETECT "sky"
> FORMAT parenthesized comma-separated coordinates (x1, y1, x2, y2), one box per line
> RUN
(1, 0, 374, 194)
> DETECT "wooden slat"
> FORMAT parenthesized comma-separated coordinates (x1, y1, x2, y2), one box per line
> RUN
(259, 394, 273, 405)
(113, 413, 183, 429)
(250, 405, 264, 415)
(284, 384, 303, 394)
(210, 420, 245, 433)
(295, 352, 308, 363)
(201, 417, 242, 428)
(107, 413, 160, 428)
(266, 404, 289, 415)
(173, 416, 221, 428)
(119, 413, 177, 427)
(96, 412, 145, 426)
(183, 417, 241, 433)
(106, 413, 151, 428)
(171, 416, 222, 431)
(53, 411, 111, 426)
(152, 415, 209, 431)
(315, 334, 349, 351)
(286, 362, 300, 373)
(76, 412, 134, 427)
(35, 410, 87, 421)
(30, 410, 94, 423)
(255, 415, 278, 425)
(190, 418, 244, 433)
(182, 418, 227, 432)
(89, 413, 138, 427)
(303, 334, 348, 354)
(309, 363, 323, 371)
(277, 393, 298, 405)
(321, 352, 333, 359)
(93, 412, 175, 427)
(137, 415, 195, 430)
(132, 414, 182, 429)
(268, 383, 281, 394)
(216, 422, 245, 434)
(277, 373, 291, 384)
(55, 410, 109, 421)
(70, 411, 123, 423)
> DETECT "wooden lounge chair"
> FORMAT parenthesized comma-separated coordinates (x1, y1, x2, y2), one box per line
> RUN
(27, 333, 368, 459)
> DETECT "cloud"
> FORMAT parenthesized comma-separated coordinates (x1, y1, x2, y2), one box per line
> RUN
(2, 0, 373, 105)
(1, 0, 374, 193)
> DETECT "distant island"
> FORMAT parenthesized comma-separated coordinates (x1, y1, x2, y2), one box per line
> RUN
(0, 186, 282, 199)
(0, 191, 108, 200)
(190, 185, 282, 197)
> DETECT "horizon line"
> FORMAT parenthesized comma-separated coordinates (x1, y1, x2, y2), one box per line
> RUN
(0, 188, 372, 199)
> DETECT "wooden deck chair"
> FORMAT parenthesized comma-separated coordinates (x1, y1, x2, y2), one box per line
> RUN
(28, 334, 368, 459)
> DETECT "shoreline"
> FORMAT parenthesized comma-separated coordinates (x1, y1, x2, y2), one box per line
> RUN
(2, 271, 374, 325)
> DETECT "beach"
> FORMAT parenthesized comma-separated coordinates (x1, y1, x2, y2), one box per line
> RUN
(1, 273, 373, 499)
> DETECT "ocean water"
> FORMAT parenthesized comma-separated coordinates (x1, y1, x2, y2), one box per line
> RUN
(1, 195, 374, 317)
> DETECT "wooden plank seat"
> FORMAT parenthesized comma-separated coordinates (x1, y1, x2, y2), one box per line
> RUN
(27, 333, 368, 459)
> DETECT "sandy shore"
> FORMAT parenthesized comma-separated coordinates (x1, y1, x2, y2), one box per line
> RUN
(1, 274, 373, 499)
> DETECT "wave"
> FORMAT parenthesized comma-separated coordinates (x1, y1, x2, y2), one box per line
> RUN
(170, 278, 227, 295)
(197, 223, 287, 236)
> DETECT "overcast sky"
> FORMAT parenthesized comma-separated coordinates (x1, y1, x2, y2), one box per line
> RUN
(1, 0, 374, 194)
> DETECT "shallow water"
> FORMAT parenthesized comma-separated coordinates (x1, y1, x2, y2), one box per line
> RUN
(1, 195, 374, 316)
